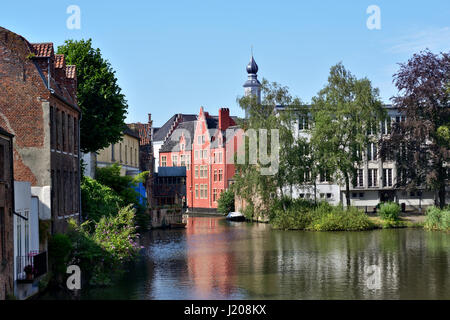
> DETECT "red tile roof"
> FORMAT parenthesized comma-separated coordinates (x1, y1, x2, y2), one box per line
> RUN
(55, 54, 65, 68)
(31, 42, 54, 57)
(65, 65, 76, 79)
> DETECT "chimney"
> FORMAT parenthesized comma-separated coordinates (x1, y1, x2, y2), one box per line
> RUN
(219, 108, 230, 131)
(148, 113, 152, 125)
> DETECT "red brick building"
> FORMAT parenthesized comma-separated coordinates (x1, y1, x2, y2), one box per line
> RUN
(159, 107, 242, 210)
(0, 27, 81, 234)
(0, 127, 14, 300)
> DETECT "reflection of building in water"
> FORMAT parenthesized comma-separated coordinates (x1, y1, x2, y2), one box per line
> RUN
(185, 218, 236, 298)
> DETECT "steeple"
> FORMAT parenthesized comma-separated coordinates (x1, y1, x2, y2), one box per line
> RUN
(243, 54, 262, 118)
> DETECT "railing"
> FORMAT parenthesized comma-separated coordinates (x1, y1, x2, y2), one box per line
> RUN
(16, 251, 47, 282)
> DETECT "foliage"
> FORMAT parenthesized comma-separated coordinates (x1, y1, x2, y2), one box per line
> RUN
(378, 202, 401, 221)
(81, 176, 122, 223)
(217, 189, 235, 214)
(383, 50, 450, 208)
(48, 234, 73, 276)
(233, 79, 304, 217)
(57, 39, 128, 153)
(270, 200, 374, 231)
(95, 163, 150, 230)
(67, 205, 141, 286)
(310, 63, 385, 206)
(424, 206, 450, 232)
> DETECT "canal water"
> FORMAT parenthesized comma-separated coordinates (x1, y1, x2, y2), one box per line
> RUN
(48, 216, 450, 299)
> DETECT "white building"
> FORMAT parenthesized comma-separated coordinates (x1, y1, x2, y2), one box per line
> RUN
(13, 181, 45, 300)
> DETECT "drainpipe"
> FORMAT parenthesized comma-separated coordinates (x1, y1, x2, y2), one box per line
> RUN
(78, 113, 82, 223)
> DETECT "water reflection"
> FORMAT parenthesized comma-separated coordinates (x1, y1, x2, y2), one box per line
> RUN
(57, 216, 449, 300)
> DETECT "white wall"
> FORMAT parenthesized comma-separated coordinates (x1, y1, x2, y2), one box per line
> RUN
(153, 141, 163, 172)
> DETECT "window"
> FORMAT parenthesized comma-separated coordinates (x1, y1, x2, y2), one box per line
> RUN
(382, 169, 392, 187)
(319, 169, 330, 182)
(119, 144, 122, 162)
(195, 150, 199, 160)
(381, 119, 391, 135)
(135, 149, 138, 166)
(202, 150, 208, 159)
(0, 208, 5, 261)
(195, 184, 199, 199)
(327, 193, 332, 199)
(298, 116, 309, 130)
(213, 188, 217, 202)
(195, 166, 199, 178)
(50, 106, 55, 150)
(367, 143, 377, 161)
(356, 169, 363, 187)
(125, 145, 128, 164)
(62, 112, 66, 152)
(172, 155, 178, 166)
(368, 169, 378, 187)
(0, 145, 4, 181)
(74, 117, 78, 154)
(197, 135, 205, 145)
(161, 156, 167, 167)
(214, 169, 217, 181)
(218, 169, 223, 182)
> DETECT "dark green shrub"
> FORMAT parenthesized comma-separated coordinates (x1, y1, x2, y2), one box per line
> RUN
(378, 202, 400, 221)
(48, 233, 73, 277)
(217, 189, 235, 214)
(81, 176, 122, 222)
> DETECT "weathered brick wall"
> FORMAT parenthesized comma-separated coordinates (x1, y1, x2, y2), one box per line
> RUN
(0, 27, 50, 186)
(0, 27, 81, 235)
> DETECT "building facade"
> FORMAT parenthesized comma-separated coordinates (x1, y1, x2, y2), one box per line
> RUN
(0, 127, 14, 300)
(159, 107, 242, 210)
(0, 27, 81, 235)
(96, 127, 140, 176)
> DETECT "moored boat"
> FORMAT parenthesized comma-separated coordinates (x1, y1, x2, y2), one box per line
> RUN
(226, 212, 246, 221)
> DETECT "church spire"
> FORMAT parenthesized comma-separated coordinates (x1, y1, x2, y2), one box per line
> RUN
(243, 53, 262, 117)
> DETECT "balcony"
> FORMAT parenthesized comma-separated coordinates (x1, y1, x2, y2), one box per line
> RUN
(16, 251, 47, 283)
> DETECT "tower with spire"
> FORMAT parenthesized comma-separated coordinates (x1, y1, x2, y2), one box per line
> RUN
(243, 54, 261, 118)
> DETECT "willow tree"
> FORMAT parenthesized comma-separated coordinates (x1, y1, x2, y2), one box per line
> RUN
(310, 63, 385, 207)
(384, 50, 450, 208)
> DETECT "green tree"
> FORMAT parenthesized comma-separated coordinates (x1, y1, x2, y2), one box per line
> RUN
(217, 189, 235, 214)
(310, 63, 385, 207)
(233, 79, 304, 217)
(57, 39, 128, 153)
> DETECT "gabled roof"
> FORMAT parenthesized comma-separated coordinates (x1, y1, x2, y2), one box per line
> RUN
(65, 65, 76, 79)
(55, 54, 65, 68)
(153, 113, 197, 142)
(31, 43, 54, 58)
(160, 121, 195, 153)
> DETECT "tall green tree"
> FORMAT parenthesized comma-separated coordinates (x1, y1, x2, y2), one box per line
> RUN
(310, 63, 385, 207)
(384, 50, 450, 208)
(57, 39, 128, 153)
(233, 79, 303, 217)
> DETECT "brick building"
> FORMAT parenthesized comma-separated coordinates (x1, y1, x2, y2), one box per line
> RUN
(159, 107, 242, 210)
(0, 27, 81, 234)
(0, 127, 14, 300)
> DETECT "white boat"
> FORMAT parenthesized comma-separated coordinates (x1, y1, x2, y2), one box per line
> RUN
(226, 212, 246, 221)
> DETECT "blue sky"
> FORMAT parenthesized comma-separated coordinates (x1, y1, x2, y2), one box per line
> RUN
(1, 0, 450, 126)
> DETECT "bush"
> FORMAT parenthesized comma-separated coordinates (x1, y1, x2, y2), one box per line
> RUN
(378, 202, 401, 221)
(424, 206, 450, 232)
(48, 233, 73, 280)
(67, 205, 142, 286)
(270, 199, 374, 231)
(81, 176, 122, 222)
(217, 189, 235, 214)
